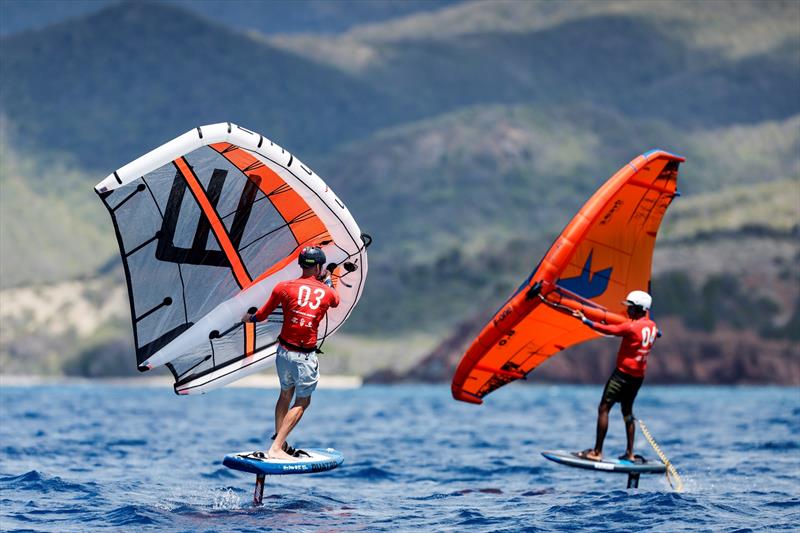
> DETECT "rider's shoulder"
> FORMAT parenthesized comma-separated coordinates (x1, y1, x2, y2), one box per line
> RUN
(274, 279, 294, 292)
(639, 315, 657, 327)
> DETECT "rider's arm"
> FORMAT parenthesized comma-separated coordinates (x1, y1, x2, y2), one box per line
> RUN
(580, 316, 631, 336)
(319, 272, 340, 308)
(328, 286, 340, 308)
(253, 288, 281, 322)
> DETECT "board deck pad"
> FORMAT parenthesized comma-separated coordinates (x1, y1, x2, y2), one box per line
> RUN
(223, 448, 344, 476)
(542, 450, 666, 474)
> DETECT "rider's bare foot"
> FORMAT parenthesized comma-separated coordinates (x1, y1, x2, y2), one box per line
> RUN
(619, 452, 636, 462)
(577, 449, 602, 461)
(267, 447, 297, 461)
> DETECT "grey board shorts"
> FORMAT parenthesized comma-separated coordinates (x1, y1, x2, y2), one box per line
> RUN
(276, 344, 319, 398)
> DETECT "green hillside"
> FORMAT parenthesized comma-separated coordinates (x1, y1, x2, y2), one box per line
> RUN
(2, 1, 798, 171)
(1, 0, 797, 298)
(0, 132, 115, 287)
(357, 18, 797, 129)
(661, 178, 799, 241)
(325, 106, 798, 254)
(319, 105, 798, 333)
(274, 0, 799, 67)
(0, 0, 797, 377)
(338, 0, 797, 58)
(0, 2, 404, 171)
(274, 0, 800, 128)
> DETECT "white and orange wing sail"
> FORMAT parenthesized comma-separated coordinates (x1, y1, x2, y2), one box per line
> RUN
(95, 123, 369, 394)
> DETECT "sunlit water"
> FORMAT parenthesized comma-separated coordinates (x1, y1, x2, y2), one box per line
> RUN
(1, 384, 798, 531)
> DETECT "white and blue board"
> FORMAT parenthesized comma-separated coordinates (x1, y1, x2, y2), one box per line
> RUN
(542, 450, 665, 488)
(223, 448, 344, 504)
(224, 448, 344, 476)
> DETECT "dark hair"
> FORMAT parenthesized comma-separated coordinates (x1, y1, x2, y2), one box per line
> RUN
(627, 304, 646, 317)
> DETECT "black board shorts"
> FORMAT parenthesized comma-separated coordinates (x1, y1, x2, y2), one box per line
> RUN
(601, 369, 643, 408)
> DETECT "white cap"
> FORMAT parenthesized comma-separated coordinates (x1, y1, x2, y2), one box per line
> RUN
(625, 290, 652, 311)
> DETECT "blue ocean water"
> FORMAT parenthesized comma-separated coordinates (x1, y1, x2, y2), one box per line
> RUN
(1, 384, 798, 532)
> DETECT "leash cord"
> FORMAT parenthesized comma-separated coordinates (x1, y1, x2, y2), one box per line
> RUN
(637, 418, 684, 492)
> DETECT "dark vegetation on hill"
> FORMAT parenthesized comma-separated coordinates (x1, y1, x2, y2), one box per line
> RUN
(368, 315, 800, 386)
(321, 104, 798, 334)
(359, 16, 800, 129)
(655, 271, 800, 340)
(0, 2, 404, 172)
(367, 260, 800, 385)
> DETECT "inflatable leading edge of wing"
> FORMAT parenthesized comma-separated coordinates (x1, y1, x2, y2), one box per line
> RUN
(451, 150, 683, 404)
(95, 123, 370, 395)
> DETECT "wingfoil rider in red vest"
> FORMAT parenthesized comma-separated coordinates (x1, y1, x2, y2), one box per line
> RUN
(573, 290, 659, 462)
(242, 246, 339, 461)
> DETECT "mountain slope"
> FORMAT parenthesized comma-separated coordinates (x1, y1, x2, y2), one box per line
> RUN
(358, 17, 798, 129)
(0, 131, 115, 288)
(0, 0, 797, 381)
(319, 104, 798, 333)
(0, 2, 403, 171)
(272, 1, 800, 129)
(0, 0, 464, 37)
(340, 0, 798, 59)
(3, 1, 798, 172)
(367, 179, 800, 384)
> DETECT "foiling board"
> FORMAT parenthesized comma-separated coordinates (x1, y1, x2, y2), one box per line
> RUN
(223, 448, 344, 476)
(541, 450, 666, 474)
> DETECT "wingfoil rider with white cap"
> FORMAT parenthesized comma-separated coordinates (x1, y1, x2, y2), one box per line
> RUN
(572, 290, 659, 462)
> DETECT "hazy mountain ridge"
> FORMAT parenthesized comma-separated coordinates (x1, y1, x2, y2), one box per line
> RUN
(3, 1, 798, 171)
(311, 14, 799, 131)
(339, 0, 798, 57)
(0, 0, 464, 37)
(0, 1, 405, 171)
(270, 0, 800, 70)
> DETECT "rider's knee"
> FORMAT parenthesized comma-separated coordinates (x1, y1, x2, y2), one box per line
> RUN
(279, 387, 294, 400)
(295, 395, 311, 409)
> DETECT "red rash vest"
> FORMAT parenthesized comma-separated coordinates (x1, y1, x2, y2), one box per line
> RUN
(588, 316, 659, 378)
(254, 277, 340, 349)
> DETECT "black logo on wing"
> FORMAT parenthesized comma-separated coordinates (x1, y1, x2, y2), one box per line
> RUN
(156, 168, 259, 266)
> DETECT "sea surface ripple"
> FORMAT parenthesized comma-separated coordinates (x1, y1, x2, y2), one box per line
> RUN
(1, 384, 798, 531)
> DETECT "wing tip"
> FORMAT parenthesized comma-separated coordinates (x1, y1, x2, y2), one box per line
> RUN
(451, 387, 483, 405)
(642, 148, 686, 163)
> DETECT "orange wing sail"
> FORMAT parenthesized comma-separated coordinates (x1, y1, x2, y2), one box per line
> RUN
(451, 150, 683, 404)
